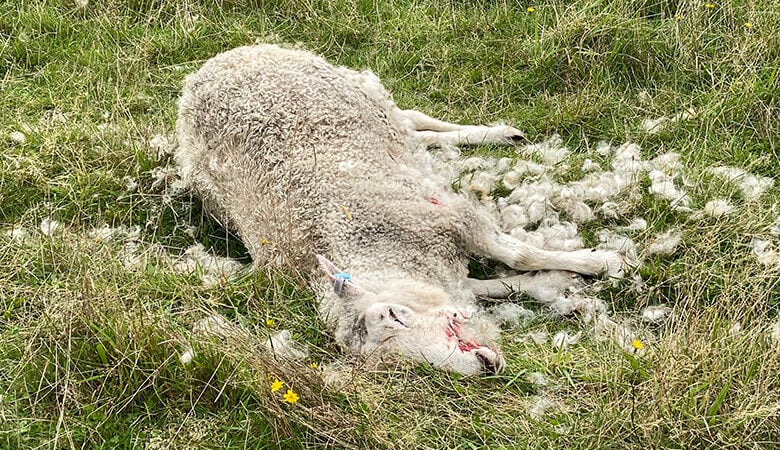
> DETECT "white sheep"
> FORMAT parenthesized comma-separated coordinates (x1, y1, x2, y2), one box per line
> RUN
(175, 44, 623, 375)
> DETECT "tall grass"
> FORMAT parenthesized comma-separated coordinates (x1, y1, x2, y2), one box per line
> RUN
(1, 0, 779, 448)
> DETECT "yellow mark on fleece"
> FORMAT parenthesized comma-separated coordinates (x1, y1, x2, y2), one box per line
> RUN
(337, 204, 353, 221)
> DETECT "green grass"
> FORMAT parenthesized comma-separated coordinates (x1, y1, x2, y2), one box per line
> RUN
(2, 0, 780, 448)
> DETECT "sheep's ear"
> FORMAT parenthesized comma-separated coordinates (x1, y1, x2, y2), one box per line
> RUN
(315, 254, 368, 299)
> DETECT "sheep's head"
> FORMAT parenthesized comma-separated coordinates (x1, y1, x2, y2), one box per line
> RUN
(316, 255, 505, 376)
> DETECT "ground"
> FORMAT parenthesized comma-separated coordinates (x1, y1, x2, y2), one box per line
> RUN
(1, 1, 779, 448)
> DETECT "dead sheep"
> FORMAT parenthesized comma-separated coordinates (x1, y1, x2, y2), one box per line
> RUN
(175, 44, 623, 375)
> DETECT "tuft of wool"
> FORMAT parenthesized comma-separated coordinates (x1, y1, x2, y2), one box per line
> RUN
(649, 152, 683, 175)
(552, 331, 581, 349)
(489, 303, 536, 328)
(709, 166, 774, 200)
(751, 238, 780, 267)
(702, 199, 735, 217)
(648, 170, 690, 211)
(770, 321, 780, 345)
(172, 244, 245, 285)
(527, 371, 549, 387)
(464, 171, 499, 199)
(89, 224, 141, 242)
(527, 395, 557, 419)
(39, 218, 61, 237)
(645, 229, 682, 257)
(521, 135, 570, 166)
(641, 305, 672, 323)
(3, 226, 28, 242)
(597, 230, 638, 263)
(619, 218, 647, 232)
(581, 158, 602, 172)
(9, 131, 26, 144)
(265, 329, 309, 360)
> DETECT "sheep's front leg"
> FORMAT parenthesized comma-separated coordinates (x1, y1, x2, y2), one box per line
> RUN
(399, 109, 526, 147)
(465, 271, 584, 301)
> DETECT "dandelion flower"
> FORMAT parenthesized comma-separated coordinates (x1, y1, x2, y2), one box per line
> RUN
(527, 6, 535, 13)
(705, 2, 715, 9)
(283, 389, 299, 404)
(632, 339, 644, 351)
(266, 319, 275, 327)
(744, 22, 752, 28)
(271, 379, 284, 392)
(310, 362, 318, 369)
(673, 13, 682, 19)
(261, 239, 269, 245)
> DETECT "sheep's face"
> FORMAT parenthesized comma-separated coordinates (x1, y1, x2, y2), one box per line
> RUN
(316, 255, 505, 376)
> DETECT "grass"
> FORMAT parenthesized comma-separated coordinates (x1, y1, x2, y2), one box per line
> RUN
(1, 0, 779, 448)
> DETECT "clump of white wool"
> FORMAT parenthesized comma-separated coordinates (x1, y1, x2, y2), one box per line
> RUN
(641, 305, 672, 323)
(770, 321, 780, 345)
(618, 218, 647, 232)
(597, 229, 638, 263)
(9, 131, 26, 144)
(265, 329, 309, 360)
(552, 331, 581, 350)
(709, 166, 774, 200)
(88, 224, 141, 242)
(751, 238, 780, 267)
(700, 199, 735, 218)
(645, 229, 682, 257)
(3, 226, 29, 242)
(39, 218, 61, 236)
(641, 109, 696, 135)
(592, 314, 644, 355)
(488, 303, 536, 328)
(527, 371, 549, 387)
(172, 243, 245, 286)
(527, 396, 558, 419)
(648, 170, 690, 212)
(520, 135, 571, 166)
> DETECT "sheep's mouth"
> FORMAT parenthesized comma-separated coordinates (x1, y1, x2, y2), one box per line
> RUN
(445, 320, 482, 352)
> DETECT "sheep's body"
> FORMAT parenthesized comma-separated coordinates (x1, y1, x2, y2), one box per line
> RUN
(176, 44, 622, 375)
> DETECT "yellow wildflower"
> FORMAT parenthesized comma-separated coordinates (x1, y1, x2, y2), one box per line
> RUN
(705, 2, 715, 9)
(673, 13, 682, 19)
(271, 379, 284, 392)
(310, 362, 318, 369)
(266, 319, 275, 327)
(632, 339, 644, 351)
(260, 239, 269, 245)
(527, 6, 535, 13)
(744, 22, 752, 29)
(283, 389, 299, 404)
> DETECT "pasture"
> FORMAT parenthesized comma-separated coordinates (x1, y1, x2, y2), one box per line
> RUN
(1, 1, 779, 448)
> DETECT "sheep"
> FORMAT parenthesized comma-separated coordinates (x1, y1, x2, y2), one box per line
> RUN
(175, 44, 624, 375)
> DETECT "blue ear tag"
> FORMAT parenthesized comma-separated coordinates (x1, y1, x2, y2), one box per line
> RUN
(332, 272, 351, 296)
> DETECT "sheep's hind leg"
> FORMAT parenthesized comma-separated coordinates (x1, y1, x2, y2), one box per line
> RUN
(400, 109, 527, 147)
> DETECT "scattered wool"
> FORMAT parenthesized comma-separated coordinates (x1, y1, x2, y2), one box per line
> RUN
(3, 226, 28, 241)
(641, 305, 672, 323)
(39, 218, 61, 236)
(597, 230, 638, 263)
(645, 229, 682, 257)
(592, 314, 644, 355)
(702, 199, 735, 218)
(619, 218, 647, 232)
(581, 159, 601, 172)
(9, 131, 26, 144)
(173, 243, 245, 282)
(465, 171, 499, 198)
(770, 321, 780, 345)
(595, 141, 612, 156)
(496, 157, 513, 173)
(265, 329, 309, 360)
(598, 202, 620, 219)
(527, 371, 549, 387)
(642, 117, 668, 134)
(121, 241, 143, 270)
(459, 156, 492, 171)
(489, 303, 536, 328)
(502, 162, 547, 190)
(648, 170, 690, 210)
(552, 331, 581, 349)
(611, 143, 643, 175)
(729, 322, 742, 337)
(148, 134, 173, 158)
(88, 224, 141, 242)
(150, 166, 180, 190)
(435, 145, 461, 161)
(500, 204, 531, 230)
(74, 0, 88, 7)
(179, 349, 194, 364)
(770, 217, 780, 236)
(524, 330, 548, 345)
(751, 238, 780, 267)
(527, 396, 557, 419)
(521, 135, 570, 166)
(549, 295, 607, 323)
(629, 273, 646, 293)
(649, 153, 683, 175)
(122, 175, 138, 192)
(709, 166, 774, 200)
